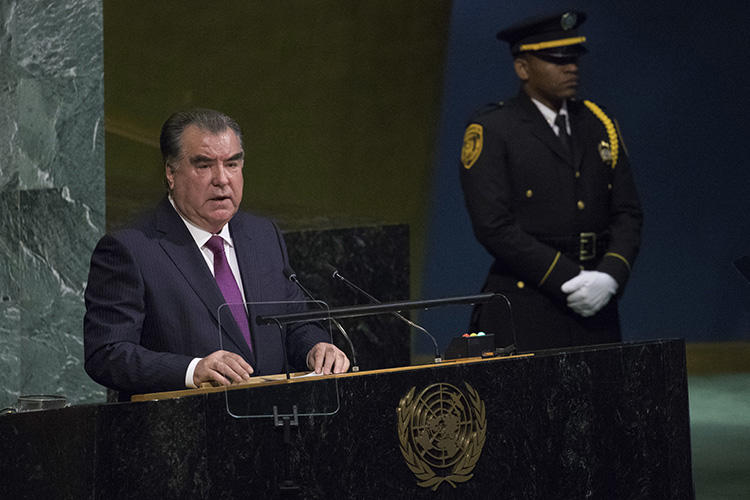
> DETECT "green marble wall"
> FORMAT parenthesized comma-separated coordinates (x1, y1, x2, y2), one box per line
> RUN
(0, 0, 105, 407)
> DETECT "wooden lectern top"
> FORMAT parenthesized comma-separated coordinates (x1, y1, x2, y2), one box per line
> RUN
(130, 352, 534, 402)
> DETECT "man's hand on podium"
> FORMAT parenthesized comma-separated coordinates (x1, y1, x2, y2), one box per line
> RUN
(194, 350, 254, 387)
(306, 342, 350, 375)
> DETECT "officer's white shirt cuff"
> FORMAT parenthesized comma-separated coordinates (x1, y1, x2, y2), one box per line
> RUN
(185, 357, 201, 388)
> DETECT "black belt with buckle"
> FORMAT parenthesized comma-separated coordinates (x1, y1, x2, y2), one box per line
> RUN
(535, 232, 610, 262)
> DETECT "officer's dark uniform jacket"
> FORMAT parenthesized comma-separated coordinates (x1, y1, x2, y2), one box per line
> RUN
(460, 90, 643, 350)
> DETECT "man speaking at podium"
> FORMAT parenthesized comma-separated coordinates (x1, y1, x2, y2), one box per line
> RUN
(84, 109, 348, 399)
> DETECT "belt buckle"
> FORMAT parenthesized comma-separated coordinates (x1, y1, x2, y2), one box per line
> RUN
(579, 232, 596, 261)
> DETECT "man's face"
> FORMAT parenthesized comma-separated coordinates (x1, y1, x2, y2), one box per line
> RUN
(166, 125, 244, 233)
(514, 53, 580, 110)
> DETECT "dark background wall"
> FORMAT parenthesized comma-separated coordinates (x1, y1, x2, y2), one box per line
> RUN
(419, 0, 750, 357)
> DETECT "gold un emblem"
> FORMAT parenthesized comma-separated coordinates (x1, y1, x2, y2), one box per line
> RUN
(397, 382, 487, 490)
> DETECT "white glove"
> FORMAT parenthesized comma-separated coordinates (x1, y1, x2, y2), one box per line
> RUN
(560, 270, 618, 317)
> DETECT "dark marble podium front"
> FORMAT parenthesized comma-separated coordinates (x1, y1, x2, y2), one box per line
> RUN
(0, 340, 693, 499)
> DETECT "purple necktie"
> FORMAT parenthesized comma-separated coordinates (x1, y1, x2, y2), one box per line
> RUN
(205, 235, 253, 353)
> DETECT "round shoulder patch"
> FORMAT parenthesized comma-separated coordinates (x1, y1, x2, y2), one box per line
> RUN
(461, 124, 483, 169)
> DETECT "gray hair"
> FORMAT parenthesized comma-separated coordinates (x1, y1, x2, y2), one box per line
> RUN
(159, 108, 243, 165)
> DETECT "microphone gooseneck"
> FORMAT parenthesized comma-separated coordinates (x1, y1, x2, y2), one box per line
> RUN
(284, 266, 359, 372)
(324, 263, 442, 363)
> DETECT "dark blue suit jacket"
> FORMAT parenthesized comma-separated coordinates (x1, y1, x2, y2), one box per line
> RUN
(84, 197, 328, 396)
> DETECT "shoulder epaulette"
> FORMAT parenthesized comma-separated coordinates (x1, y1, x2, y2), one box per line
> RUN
(583, 100, 619, 169)
(469, 101, 505, 121)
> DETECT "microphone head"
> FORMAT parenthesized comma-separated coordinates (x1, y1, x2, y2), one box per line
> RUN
(283, 266, 297, 281)
(323, 263, 340, 279)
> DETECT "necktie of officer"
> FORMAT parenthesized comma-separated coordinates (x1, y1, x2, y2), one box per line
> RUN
(555, 112, 572, 155)
(205, 235, 253, 352)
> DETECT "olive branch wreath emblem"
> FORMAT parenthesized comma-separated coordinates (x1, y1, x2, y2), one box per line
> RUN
(397, 382, 487, 490)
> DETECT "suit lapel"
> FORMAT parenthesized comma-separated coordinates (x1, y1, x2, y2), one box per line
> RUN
(231, 215, 294, 373)
(229, 214, 284, 372)
(517, 93, 574, 165)
(228, 215, 260, 306)
(154, 198, 255, 362)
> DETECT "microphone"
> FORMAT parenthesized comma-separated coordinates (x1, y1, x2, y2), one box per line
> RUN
(324, 263, 442, 363)
(284, 266, 359, 372)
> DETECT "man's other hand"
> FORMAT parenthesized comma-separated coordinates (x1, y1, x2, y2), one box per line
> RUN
(194, 350, 253, 386)
(306, 342, 350, 375)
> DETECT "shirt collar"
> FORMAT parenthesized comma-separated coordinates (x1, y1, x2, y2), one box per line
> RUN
(531, 98, 569, 128)
(168, 196, 233, 248)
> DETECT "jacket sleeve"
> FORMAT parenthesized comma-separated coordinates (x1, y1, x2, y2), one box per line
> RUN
(83, 234, 193, 394)
(595, 120, 643, 290)
(459, 118, 581, 302)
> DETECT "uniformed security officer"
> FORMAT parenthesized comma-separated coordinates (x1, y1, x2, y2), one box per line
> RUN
(460, 10, 643, 351)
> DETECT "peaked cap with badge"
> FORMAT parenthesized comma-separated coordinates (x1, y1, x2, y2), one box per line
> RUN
(497, 10, 587, 60)
(459, 10, 643, 352)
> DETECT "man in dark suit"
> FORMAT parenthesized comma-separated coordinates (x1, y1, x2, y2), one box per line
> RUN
(460, 11, 643, 351)
(84, 109, 348, 398)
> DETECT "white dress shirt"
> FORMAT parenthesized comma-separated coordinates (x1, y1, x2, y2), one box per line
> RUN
(168, 197, 248, 388)
(531, 98, 570, 136)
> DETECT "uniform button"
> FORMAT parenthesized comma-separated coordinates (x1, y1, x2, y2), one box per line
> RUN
(575, 171, 581, 178)
(577, 200, 585, 210)
(608, 183, 612, 190)
(516, 281, 525, 289)
(525, 189, 533, 198)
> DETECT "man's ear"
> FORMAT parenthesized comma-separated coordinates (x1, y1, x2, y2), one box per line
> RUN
(165, 163, 175, 191)
(514, 56, 529, 81)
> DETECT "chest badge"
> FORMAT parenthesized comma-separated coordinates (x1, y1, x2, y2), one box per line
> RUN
(461, 124, 483, 169)
(397, 382, 487, 490)
(598, 140, 613, 165)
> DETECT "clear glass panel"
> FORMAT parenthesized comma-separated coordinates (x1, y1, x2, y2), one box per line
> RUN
(217, 299, 339, 419)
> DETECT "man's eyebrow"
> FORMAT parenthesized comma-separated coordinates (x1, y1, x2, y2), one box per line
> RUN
(188, 152, 244, 165)
(189, 155, 215, 165)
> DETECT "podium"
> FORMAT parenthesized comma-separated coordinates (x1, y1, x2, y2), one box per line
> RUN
(0, 339, 693, 499)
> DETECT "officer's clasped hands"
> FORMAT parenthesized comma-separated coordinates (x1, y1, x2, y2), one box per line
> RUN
(561, 270, 618, 317)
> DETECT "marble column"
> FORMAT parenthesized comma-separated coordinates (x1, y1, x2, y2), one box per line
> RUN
(0, 0, 105, 407)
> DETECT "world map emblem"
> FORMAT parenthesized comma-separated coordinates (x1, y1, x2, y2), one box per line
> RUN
(397, 382, 487, 490)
